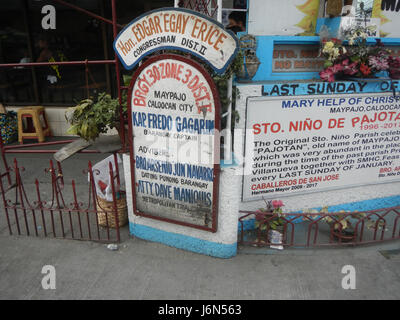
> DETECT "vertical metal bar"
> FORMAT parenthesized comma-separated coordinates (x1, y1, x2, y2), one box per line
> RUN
(89, 165, 101, 241)
(50, 160, 65, 237)
(56, 161, 64, 188)
(113, 153, 121, 188)
(31, 208, 38, 237)
(14, 159, 30, 236)
(379, 217, 386, 241)
(312, 221, 319, 245)
(373, 218, 378, 240)
(392, 214, 399, 239)
(67, 203, 74, 239)
(57, 161, 73, 238)
(0, 174, 13, 235)
(21, 0, 40, 104)
(49, 209, 56, 237)
(100, 160, 111, 241)
(86, 198, 92, 240)
(35, 179, 47, 237)
(0, 138, 11, 186)
(359, 219, 365, 242)
(86, 161, 94, 240)
(12, 206, 21, 235)
(72, 180, 83, 239)
(109, 161, 120, 242)
(103, 198, 111, 241)
(100, 0, 112, 94)
(111, 0, 125, 151)
(337, 223, 343, 244)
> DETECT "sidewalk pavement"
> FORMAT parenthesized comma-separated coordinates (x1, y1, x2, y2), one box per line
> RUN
(0, 232, 399, 299)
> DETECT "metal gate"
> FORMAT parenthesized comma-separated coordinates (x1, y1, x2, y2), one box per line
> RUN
(0, 152, 123, 243)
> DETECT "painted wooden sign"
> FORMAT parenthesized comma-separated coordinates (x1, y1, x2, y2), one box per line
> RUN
(127, 54, 220, 232)
(272, 44, 324, 73)
(243, 93, 400, 201)
(114, 8, 238, 74)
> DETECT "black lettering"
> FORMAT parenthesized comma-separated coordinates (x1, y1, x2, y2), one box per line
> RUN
(381, 0, 400, 11)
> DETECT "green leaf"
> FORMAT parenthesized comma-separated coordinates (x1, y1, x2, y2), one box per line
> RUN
(66, 124, 79, 135)
(324, 61, 333, 68)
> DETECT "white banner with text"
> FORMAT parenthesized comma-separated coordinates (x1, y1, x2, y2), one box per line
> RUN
(243, 93, 400, 201)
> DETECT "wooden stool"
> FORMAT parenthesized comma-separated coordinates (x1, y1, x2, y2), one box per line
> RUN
(17, 107, 51, 144)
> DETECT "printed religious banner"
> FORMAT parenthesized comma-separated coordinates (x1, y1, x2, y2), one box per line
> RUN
(243, 93, 400, 201)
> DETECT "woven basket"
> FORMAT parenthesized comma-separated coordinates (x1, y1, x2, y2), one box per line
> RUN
(96, 192, 128, 228)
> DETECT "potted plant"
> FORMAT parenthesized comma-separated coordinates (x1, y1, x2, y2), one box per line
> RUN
(321, 210, 367, 243)
(65, 92, 127, 142)
(254, 199, 286, 248)
(236, 34, 260, 81)
(319, 25, 394, 82)
(303, 207, 388, 243)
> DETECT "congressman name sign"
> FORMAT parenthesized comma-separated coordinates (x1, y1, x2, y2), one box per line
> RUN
(128, 54, 220, 232)
(243, 93, 400, 201)
(114, 8, 238, 73)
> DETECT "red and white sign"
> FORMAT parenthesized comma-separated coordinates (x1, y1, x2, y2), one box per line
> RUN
(114, 8, 238, 74)
(128, 54, 220, 232)
(243, 93, 400, 201)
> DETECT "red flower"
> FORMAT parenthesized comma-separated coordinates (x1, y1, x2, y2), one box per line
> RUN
(343, 62, 358, 75)
(360, 63, 371, 76)
(331, 63, 344, 73)
(272, 200, 284, 208)
(320, 67, 335, 82)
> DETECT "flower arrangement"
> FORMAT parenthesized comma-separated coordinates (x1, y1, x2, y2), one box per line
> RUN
(319, 25, 393, 82)
(254, 199, 285, 231)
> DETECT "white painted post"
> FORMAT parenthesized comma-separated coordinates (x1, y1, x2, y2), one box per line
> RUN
(217, 0, 223, 23)
(217, 0, 233, 163)
(225, 77, 233, 163)
(174, 0, 179, 8)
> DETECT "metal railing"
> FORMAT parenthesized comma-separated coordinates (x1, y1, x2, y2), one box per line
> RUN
(239, 208, 400, 248)
(0, 155, 123, 243)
